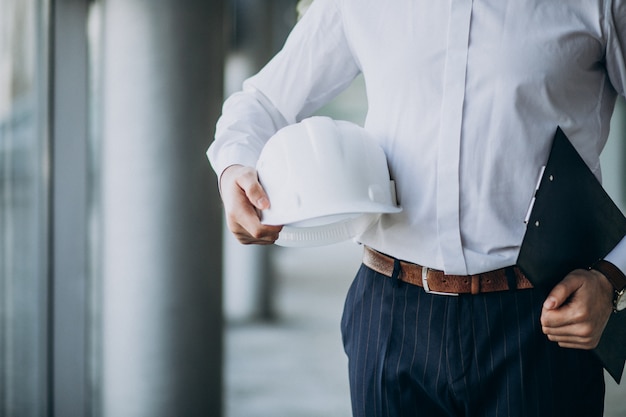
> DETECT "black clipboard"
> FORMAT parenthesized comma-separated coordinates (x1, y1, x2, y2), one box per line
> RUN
(517, 127, 626, 383)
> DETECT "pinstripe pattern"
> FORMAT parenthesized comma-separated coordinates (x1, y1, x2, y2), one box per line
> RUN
(341, 264, 605, 417)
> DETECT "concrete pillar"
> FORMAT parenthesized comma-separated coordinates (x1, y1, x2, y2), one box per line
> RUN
(53, 0, 89, 415)
(223, 0, 295, 322)
(100, 1, 224, 416)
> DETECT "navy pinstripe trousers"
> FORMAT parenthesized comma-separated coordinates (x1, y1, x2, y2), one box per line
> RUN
(341, 264, 605, 417)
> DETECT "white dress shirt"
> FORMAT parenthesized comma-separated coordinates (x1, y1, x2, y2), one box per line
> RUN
(208, 0, 626, 275)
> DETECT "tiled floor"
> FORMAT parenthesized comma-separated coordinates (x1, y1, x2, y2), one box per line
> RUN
(226, 242, 626, 417)
(225, 243, 358, 417)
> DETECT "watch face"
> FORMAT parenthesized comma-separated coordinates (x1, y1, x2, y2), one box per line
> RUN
(617, 291, 626, 312)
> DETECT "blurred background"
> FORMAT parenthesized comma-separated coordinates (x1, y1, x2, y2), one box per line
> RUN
(0, 1, 624, 416)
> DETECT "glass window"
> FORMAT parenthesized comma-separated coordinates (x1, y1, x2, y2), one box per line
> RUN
(0, 0, 49, 415)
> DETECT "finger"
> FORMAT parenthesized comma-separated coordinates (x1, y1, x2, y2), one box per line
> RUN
(545, 332, 585, 344)
(555, 340, 597, 350)
(540, 273, 587, 328)
(237, 170, 271, 210)
(220, 165, 270, 211)
(540, 303, 577, 329)
(233, 228, 281, 245)
(542, 318, 601, 349)
(230, 223, 281, 244)
(558, 343, 594, 350)
(227, 205, 282, 244)
(219, 165, 283, 244)
(542, 321, 593, 337)
(240, 223, 282, 243)
(233, 196, 282, 240)
(543, 273, 583, 310)
(545, 333, 598, 350)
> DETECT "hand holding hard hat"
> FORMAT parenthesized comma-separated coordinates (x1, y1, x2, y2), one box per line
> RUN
(219, 164, 282, 245)
(256, 116, 401, 247)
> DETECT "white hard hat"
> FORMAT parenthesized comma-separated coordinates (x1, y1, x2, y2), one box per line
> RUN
(256, 116, 401, 247)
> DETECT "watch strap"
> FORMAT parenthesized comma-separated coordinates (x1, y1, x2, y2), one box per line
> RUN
(592, 259, 626, 291)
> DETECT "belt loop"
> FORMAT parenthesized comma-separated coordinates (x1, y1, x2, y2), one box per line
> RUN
(505, 267, 517, 291)
(391, 258, 402, 287)
(471, 275, 480, 294)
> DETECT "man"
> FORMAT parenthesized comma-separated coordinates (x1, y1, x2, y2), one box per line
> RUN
(208, 0, 626, 415)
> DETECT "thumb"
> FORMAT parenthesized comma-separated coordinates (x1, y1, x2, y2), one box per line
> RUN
(543, 274, 580, 310)
(243, 179, 271, 211)
(224, 165, 271, 210)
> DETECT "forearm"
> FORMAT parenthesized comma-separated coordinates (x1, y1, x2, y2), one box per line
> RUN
(207, 87, 289, 178)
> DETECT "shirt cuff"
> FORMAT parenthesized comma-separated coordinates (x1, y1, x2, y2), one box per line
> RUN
(206, 143, 261, 182)
(603, 235, 626, 276)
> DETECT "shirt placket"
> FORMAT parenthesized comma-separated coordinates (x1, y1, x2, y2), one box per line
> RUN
(436, 0, 473, 275)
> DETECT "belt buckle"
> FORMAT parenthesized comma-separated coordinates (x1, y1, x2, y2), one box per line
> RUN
(421, 267, 459, 296)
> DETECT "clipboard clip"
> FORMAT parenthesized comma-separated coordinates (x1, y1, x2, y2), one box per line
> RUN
(524, 165, 546, 224)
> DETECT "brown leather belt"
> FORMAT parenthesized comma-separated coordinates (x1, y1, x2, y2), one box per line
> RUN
(363, 246, 533, 295)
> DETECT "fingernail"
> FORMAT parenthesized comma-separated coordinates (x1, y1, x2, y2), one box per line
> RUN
(543, 297, 556, 309)
(257, 197, 269, 209)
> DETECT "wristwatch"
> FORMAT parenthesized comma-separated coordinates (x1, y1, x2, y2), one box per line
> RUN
(592, 259, 626, 313)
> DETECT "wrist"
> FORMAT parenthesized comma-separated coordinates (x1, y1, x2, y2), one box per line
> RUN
(219, 164, 246, 194)
(591, 259, 626, 313)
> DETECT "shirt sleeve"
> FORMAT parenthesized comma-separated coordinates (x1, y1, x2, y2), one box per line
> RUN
(605, 0, 626, 96)
(207, 0, 361, 178)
